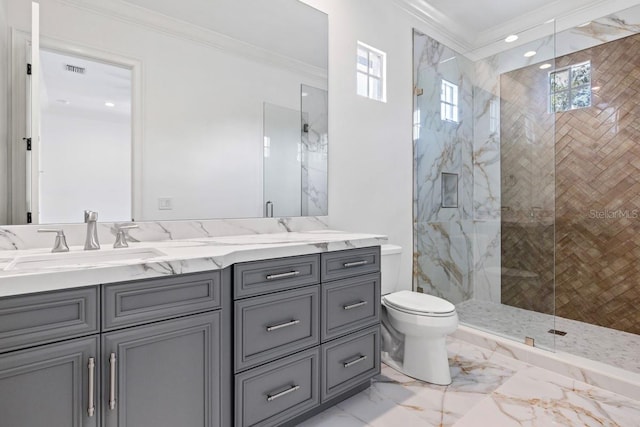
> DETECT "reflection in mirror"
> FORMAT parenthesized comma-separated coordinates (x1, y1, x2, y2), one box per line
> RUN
(40, 48, 132, 223)
(1, 0, 328, 225)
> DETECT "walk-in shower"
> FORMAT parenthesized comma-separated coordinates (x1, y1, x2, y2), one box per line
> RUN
(413, 4, 640, 373)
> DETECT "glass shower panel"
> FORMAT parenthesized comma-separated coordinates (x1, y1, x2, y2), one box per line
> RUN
(412, 30, 475, 305)
(263, 103, 302, 218)
(413, 20, 558, 351)
(300, 85, 328, 216)
(493, 23, 557, 350)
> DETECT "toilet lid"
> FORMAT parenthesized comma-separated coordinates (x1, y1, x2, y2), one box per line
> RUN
(383, 290, 456, 316)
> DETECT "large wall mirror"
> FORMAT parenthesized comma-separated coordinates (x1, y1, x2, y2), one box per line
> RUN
(0, 0, 328, 225)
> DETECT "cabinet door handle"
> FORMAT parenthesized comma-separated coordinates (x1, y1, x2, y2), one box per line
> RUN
(343, 355, 367, 368)
(343, 260, 367, 268)
(87, 357, 95, 417)
(109, 353, 117, 410)
(343, 300, 367, 310)
(266, 384, 300, 402)
(266, 271, 300, 280)
(266, 319, 300, 332)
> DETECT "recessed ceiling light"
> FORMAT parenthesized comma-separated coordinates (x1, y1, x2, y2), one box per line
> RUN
(578, 22, 591, 27)
(539, 63, 552, 70)
(105, 102, 115, 107)
(505, 35, 519, 43)
(524, 51, 537, 57)
(301, 92, 308, 97)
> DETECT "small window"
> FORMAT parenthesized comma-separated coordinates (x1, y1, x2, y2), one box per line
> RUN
(550, 61, 591, 112)
(357, 41, 386, 102)
(441, 79, 459, 122)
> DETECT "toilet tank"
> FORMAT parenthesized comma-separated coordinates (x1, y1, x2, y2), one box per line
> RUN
(381, 244, 402, 295)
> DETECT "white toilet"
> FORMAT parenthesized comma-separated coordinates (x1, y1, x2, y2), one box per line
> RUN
(380, 244, 458, 385)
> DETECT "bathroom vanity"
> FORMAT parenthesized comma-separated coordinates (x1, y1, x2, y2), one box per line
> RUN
(0, 230, 384, 427)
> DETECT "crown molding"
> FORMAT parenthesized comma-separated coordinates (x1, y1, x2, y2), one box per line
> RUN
(394, 0, 640, 59)
(55, 0, 327, 82)
(391, 0, 473, 54)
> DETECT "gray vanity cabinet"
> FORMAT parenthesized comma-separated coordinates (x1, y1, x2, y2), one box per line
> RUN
(101, 270, 229, 427)
(0, 287, 100, 427)
(0, 270, 230, 427)
(0, 336, 99, 427)
(233, 247, 381, 427)
(102, 312, 222, 427)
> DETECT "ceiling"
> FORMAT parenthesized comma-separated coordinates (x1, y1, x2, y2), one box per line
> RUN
(396, 0, 640, 58)
(121, 0, 328, 70)
(40, 49, 132, 117)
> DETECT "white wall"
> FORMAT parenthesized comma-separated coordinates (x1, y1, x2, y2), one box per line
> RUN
(0, 0, 8, 224)
(7, 0, 326, 221)
(301, 0, 431, 289)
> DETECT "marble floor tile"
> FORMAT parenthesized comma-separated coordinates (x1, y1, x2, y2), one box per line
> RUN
(455, 366, 640, 427)
(300, 337, 640, 427)
(300, 338, 519, 427)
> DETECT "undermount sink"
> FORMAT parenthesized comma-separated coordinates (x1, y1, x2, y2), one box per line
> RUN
(4, 248, 166, 271)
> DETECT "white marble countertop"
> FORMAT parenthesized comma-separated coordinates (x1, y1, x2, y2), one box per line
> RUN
(0, 230, 386, 297)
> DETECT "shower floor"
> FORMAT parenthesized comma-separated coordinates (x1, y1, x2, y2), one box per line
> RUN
(456, 299, 640, 374)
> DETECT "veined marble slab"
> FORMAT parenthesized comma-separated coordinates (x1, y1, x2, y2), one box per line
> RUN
(0, 229, 386, 298)
(0, 216, 330, 251)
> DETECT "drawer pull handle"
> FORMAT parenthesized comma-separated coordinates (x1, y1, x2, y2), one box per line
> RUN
(266, 384, 301, 402)
(343, 355, 368, 368)
(266, 319, 300, 332)
(266, 271, 300, 280)
(343, 260, 368, 268)
(343, 301, 368, 310)
(109, 353, 117, 410)
(87, 357, 95, 417)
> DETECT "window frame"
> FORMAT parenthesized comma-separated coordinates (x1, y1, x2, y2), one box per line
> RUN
(440, 79, 459, 123)
(549, 60, 592, 113)
(356, 41, 387, 102)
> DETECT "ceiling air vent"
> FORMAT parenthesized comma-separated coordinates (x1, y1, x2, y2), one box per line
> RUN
(65, 64, 86, 74)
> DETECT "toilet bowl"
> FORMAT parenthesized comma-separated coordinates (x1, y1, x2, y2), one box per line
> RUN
(380, 245, 458, 385)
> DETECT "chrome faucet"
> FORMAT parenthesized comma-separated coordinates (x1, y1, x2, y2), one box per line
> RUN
(84, 210, 100, 250)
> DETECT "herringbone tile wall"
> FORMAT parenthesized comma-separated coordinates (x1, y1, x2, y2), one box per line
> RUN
(501, 33, 640, 334)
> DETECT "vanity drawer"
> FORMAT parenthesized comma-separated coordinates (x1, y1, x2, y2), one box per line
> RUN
(235, 286, 320, 372)
(0, 287, 99, 353)
(321, 325, 380, 402)
(103, 271, 221, 331)
(234, 254, 320, 299)
(321, 247, 380, 282)
(321, 273, 380, 341)
(235, 347, 320, 427)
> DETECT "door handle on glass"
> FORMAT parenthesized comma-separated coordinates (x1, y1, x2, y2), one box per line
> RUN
(266, 319, 300, 332)
(109, 353, 117, 410)
(266, 384, 300, 402)
(343, 355, 367, 368)
(87, 357, 95, 417)
(343, 260, 367, 268)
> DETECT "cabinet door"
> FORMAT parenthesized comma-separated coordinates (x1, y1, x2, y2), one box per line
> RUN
(0, 336, 99, 427)
(102, 311, 222, 427)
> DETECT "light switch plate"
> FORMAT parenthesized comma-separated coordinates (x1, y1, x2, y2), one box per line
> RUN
(158, 198, 173, 210)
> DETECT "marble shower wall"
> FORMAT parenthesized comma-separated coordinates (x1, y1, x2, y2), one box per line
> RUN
(301, 85, 328, 216)
(413, 31, 500, 304)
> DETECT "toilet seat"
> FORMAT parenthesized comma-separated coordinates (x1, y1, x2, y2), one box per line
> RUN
(383, 290, 456, 317)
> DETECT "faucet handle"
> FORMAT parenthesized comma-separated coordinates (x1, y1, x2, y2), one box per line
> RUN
(113, 224, 138, 248)
(84, 210, 98, 223)
(38, 229, 70, 253)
